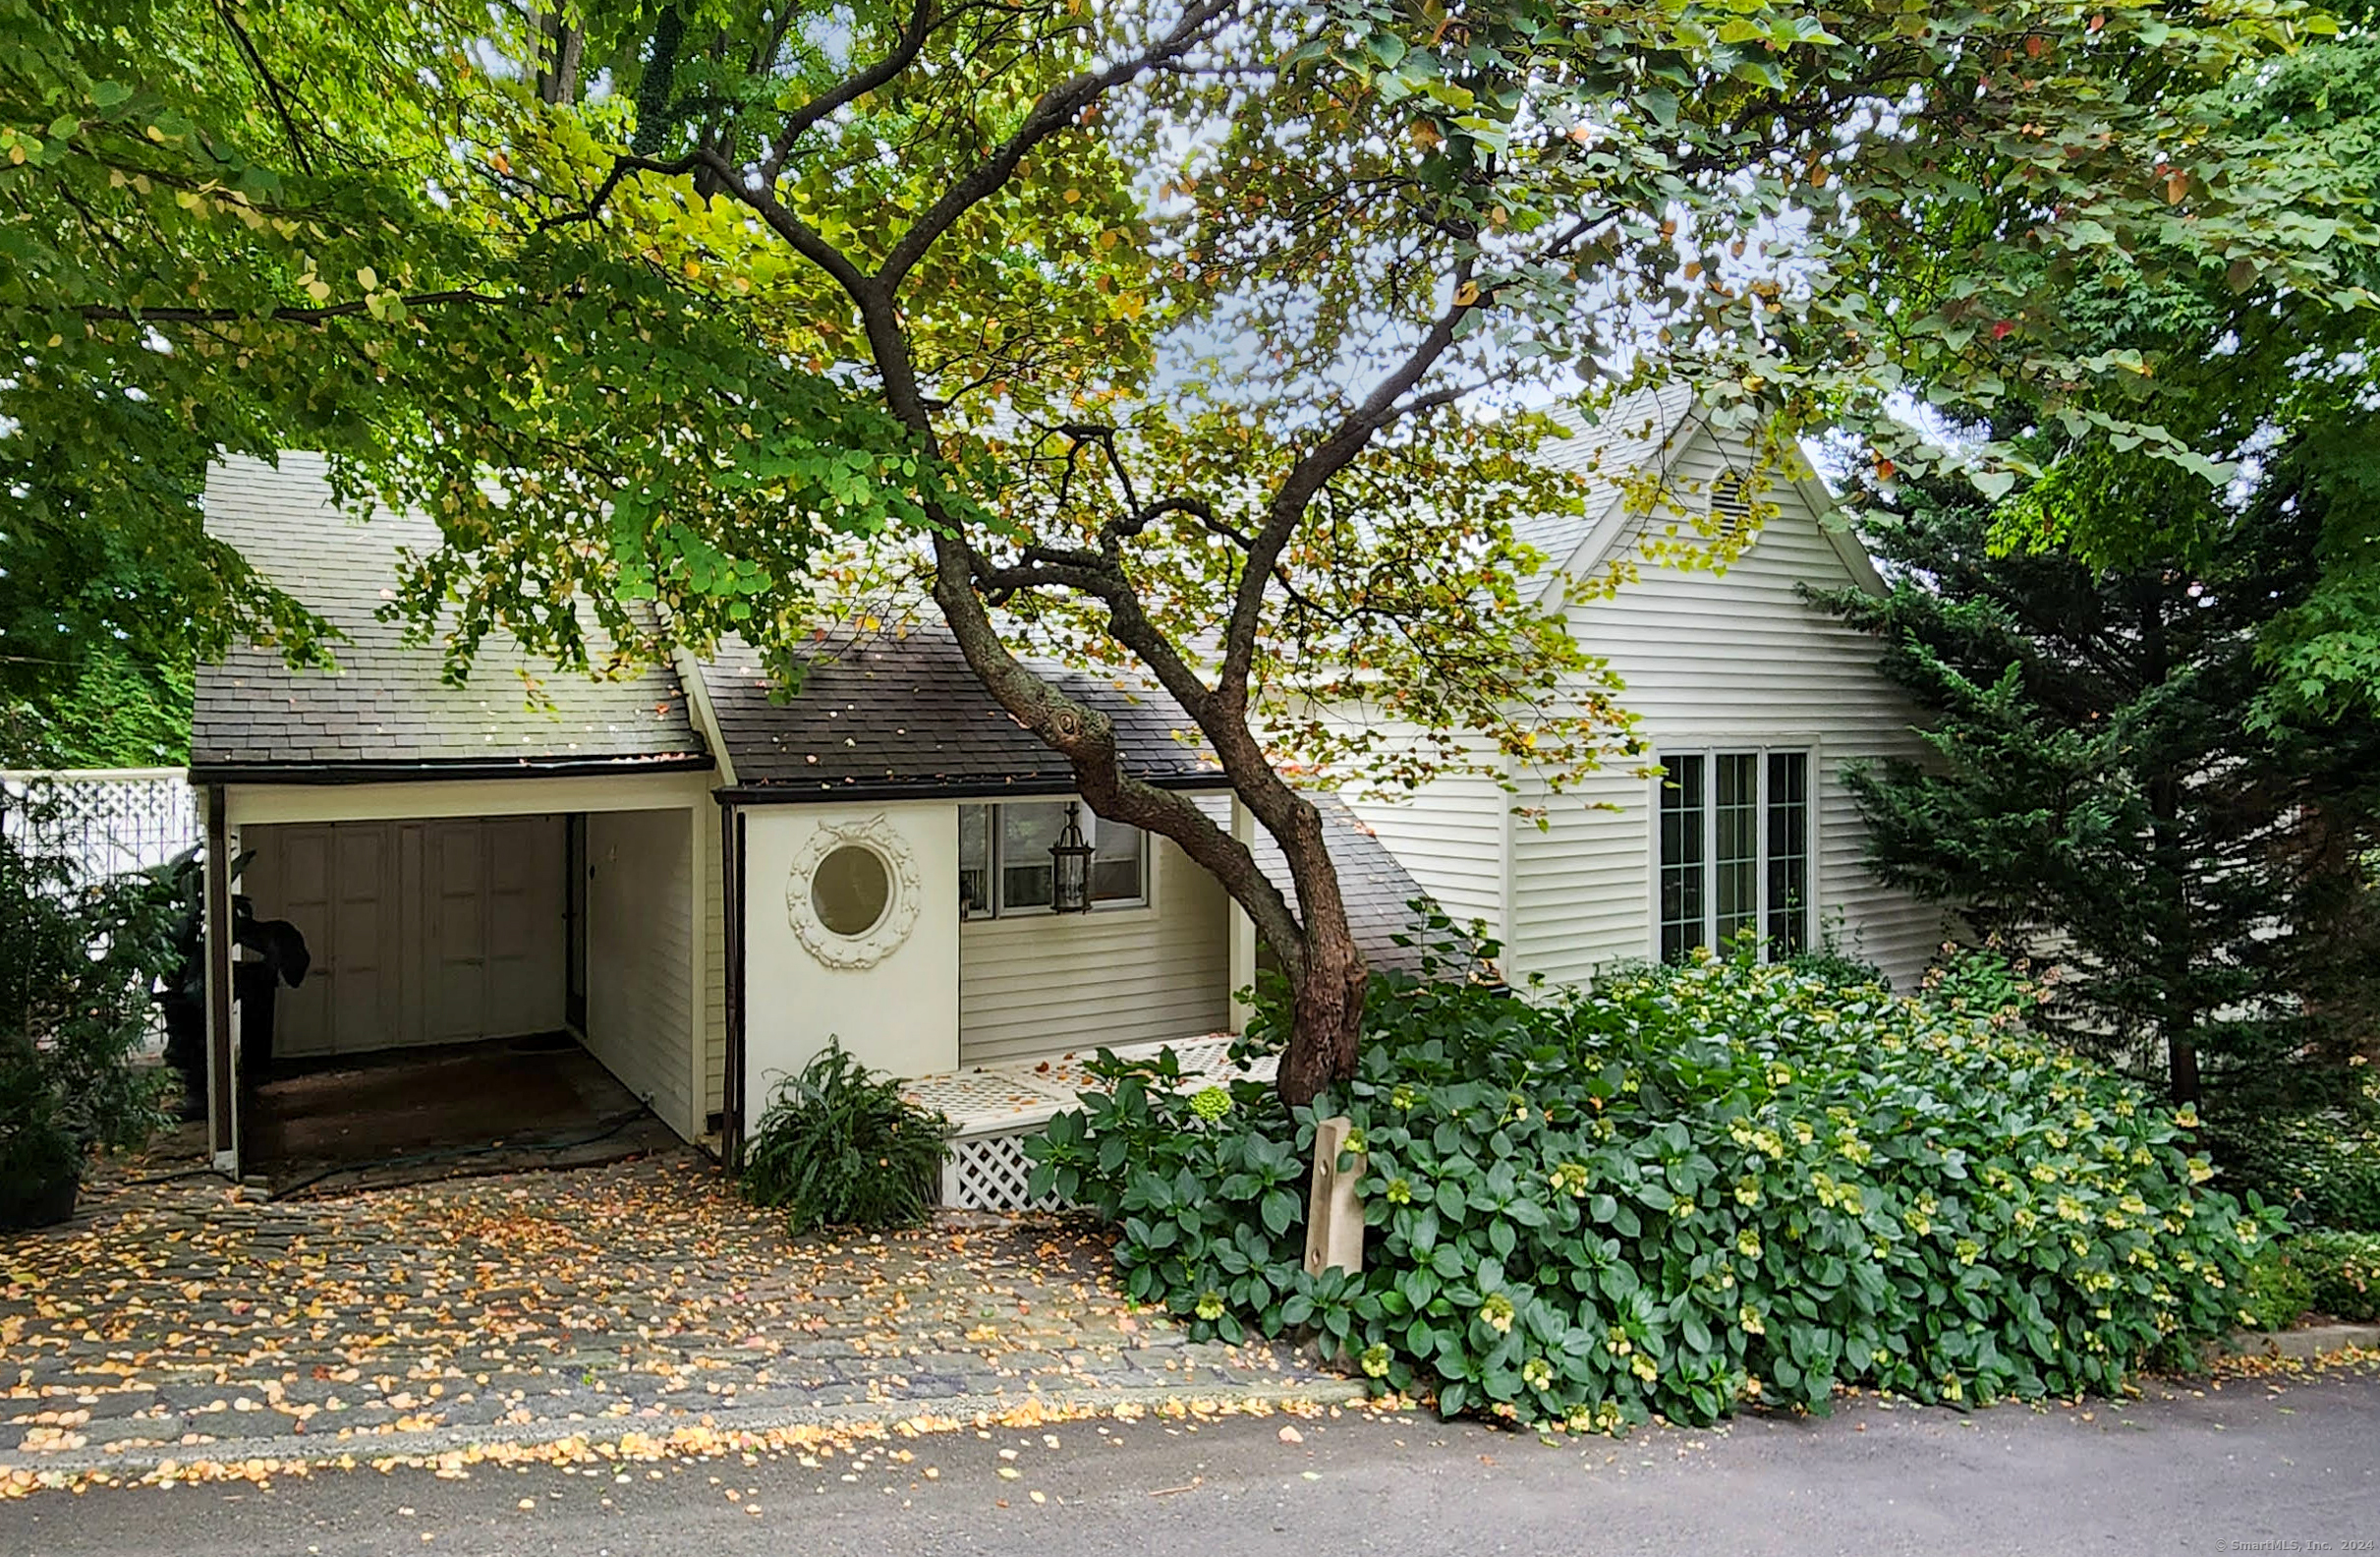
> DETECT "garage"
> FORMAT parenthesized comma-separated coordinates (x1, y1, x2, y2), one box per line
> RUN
(241, 815, 569, 1060)
(190, 453, 727, 1185)
(219, 793, 715, 1192)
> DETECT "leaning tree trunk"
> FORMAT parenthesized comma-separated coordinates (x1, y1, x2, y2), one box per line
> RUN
(1276, 917, 1370, 1110)
(1260, 792, 1372, 1111)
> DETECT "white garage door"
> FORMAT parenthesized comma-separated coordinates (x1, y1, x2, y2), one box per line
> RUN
(246, 816, 567, 1057)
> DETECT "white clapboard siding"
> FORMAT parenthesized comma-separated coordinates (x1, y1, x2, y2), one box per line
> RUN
(958, 836, 1231, 1067)
(586, 808, 699, 1138)
(1334, 729, 1509, 942)
(1510, 428, 1945, 992)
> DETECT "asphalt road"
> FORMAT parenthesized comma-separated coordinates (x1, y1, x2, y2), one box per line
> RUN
(7, 1369, 2376, 1556)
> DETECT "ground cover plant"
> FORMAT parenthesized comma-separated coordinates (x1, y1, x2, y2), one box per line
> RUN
(2241, 1231, 2380, 1328)
(1030, 947, 2280, 1427)
(2205, 1076, 2380, 1235)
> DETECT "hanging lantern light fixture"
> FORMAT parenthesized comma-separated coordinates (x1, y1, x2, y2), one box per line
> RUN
(1049, 802, 1095, 913)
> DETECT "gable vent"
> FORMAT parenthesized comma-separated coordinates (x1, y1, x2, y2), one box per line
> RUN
(1710, 472, 1755, 539)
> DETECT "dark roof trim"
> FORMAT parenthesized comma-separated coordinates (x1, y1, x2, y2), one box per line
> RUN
(191, 754, 716, 786)
(716, 772, 1231, 806)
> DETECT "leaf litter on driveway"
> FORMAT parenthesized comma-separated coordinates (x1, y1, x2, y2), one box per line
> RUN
(1, 1147, 1335, 1498)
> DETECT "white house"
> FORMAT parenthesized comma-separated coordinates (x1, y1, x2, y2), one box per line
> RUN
(188, 456, 1428, 1203)
(1338, 385, 1947, 993)
(188, 398, 1943, 1203)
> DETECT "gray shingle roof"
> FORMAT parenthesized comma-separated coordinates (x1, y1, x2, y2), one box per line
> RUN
(192, 456, 707, 778)
(1250, 795, 1436, 976)
(701, 627, 1222, 798)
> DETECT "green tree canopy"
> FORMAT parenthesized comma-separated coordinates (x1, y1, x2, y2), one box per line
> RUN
(1, 0, 913, 760)
(9, 0, 2374, 1099)
(1818, 21, 2380, 1112)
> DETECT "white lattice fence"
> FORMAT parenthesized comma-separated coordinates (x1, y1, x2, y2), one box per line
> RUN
(0, 768, 198, 886)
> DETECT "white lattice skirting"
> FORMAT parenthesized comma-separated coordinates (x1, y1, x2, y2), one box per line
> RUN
(941, 1128, 1060, 1214)
(910, 1035, 1277, 1212)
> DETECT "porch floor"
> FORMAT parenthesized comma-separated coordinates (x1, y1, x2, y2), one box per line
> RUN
(246, 1034, 683, 1196)
(902, 1034, 1276, 1140)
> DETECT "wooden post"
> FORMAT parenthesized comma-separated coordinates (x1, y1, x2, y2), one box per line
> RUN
(1303, 1115, 1365, 1277)
(201, 785, 240, 1175)
(1227, 796, 1258, 1035)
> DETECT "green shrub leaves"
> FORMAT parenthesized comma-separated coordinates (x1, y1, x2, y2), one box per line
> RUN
(740, 1042, 949, 1237)
(1031, 952, 2279, 1427)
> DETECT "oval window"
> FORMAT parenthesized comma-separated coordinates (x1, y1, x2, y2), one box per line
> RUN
(811, 843, 893, 938)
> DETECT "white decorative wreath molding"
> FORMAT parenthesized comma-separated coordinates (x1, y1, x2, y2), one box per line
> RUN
(784, 813, 923, 970)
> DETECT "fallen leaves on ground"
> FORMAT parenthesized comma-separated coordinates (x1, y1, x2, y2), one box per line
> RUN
(1, 1144, 1318, 1500)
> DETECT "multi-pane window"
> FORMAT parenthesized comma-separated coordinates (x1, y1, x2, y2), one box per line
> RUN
(1657, 749, 1810, 960)
(958, 801, 1148, 917)
(1714, 753, 1761, 945)
(1658, 755, 1707, 963)
(1764, 752, 1810, 954)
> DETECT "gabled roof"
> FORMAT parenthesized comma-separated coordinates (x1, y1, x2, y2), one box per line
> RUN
(702, 627, 1221, 800)
(192, 456, 708, 782)
(1249, 795, 1435, 976)
(1517, 385, 1887, 605)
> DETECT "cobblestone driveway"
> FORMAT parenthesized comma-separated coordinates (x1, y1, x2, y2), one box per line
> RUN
(1, 1147, 1315, 1469)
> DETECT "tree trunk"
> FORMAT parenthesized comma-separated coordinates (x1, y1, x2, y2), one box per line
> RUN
(632, 9, 686, 157)
(1277, 915, 1369, 1109)
(530, 9, 584, 105)
(2168, 1028, 2202, 1107)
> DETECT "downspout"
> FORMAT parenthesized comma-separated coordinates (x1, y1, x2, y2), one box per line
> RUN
(1499, 751, 1516, 984)
(721, 804, 748, 1166)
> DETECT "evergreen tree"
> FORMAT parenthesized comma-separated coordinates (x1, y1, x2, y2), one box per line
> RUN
(1819, 450, 2380, 1110)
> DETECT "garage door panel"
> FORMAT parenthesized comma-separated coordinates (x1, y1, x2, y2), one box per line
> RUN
(331, 825, 398, 1053)
(252, 825, 334, 1058)
(253, 811, 570, 1058)
(483, 816, 565, 1038)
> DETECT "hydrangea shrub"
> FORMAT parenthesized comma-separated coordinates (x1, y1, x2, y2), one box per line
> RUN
(1029, 952, 2279, 1427)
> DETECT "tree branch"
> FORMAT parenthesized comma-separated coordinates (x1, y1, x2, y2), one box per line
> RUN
(214, 1, 314, 177)
(1216, 257, 1483, 705)
(876, 0, 1236, 287)
(75, 287, 522, 325)
(759, 0, 943, 184)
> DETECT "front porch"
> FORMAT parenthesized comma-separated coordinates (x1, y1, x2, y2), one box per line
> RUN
(903, 1034, 1277, 1212)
